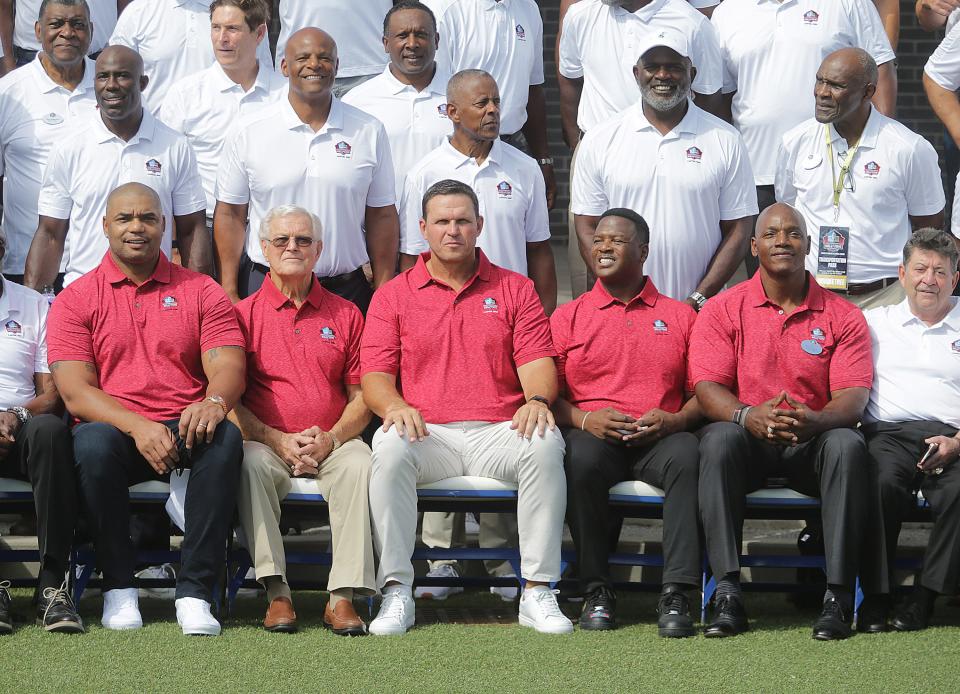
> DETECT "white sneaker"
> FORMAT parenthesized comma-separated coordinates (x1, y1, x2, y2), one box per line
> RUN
(175, 597, 221, 636)
(490, 574, 519, 602)
(101, 588, 143, 630)
(464, 513, 481, 535)
(369, 590, 415, 636)
(414, 564, 464, 600)
(135, 563, 176, 599)
(518, 587, 574, 634)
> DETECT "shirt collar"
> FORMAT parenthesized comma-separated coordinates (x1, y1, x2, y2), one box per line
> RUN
(410, 249, 493, 290)
(896, 296, 960, 330)
(279, 94, 344, 133)
(633, 0, 668, 21)
(481, 0, 507, 10)
(100, 251, 172, 286)
(210, 60, 276, 95)
(630, 101, 700, 137)
(34, 55, 96, 95)
(261, 273, 327, 311)
(441, 137, 503, 168)
(826, 106, 880, 150)
(585, 277, 660, 310)
(746, 271, 825, 312)
(381, 64, 448, 97)
(93, 108, 157, 145)
(0, 275, 10, 320)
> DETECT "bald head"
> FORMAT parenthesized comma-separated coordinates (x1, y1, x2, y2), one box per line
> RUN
(821, 47, 878, 87)
(285, 27, 337, 64)
(103, 183, 165, 268)
(756, 202, 805, 238)
(447, 69, 496, 106)
(95, 44, 144, 75)
(106, 182, 161, 216)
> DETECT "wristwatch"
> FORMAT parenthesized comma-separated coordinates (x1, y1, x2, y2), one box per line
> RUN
(688, 291, 707, 312)
(206, 395, 229, 415)
(536, 157, 554, 166)
(528, 395, 550, 407)
(6, 406, 31, 426)
(329, 431, 341, 452)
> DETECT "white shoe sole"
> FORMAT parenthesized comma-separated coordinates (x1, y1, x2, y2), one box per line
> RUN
(368, 621, 413, 636)
(102, 619, 143, 630)
(518, 613, 574, 634)
(180, 622, 221, 636)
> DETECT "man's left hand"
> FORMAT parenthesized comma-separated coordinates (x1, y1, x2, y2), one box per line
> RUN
(298, 429, 335, 469)
(178, 399, 226, 449)
(770, 395, 822, 445)
(0, 412, 20, 460)
(510, 399, 555, 439)
(541, 163, 557, 210)
(623, 408, 682, 446)
(919, 435, 960, 472)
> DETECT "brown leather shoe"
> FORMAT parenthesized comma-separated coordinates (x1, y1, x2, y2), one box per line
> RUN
(263, 597, 297, 633)
(323, 599, 368, 636)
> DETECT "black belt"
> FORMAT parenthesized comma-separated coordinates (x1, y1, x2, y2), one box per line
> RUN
(829, 277, 898, 296)
(252, 263, 365, 289)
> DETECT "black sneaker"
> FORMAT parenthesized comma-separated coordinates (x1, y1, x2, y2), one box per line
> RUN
(657, 589, 695, 638)
(891, 591, 934, 632)
(812, 596, 852, 641)
(703, 593, 749, 638)
(0, 581, 12, 634)
(578, 586, 616, 631)
(37, 582, 84, 634)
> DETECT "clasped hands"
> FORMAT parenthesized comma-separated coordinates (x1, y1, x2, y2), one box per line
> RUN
(744, 390, 821, 447)
(581, 407, 681, 446)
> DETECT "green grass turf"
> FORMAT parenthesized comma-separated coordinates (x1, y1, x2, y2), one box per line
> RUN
(2, 589, 960, 693)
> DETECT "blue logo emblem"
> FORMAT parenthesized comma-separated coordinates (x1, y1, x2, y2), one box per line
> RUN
(496, 181, 513, 198)
(812, 328, 825, 342)
(952, 339, 960, 354)
(4, 319, 22, 336)
(653, 319, 668, 333)
(483, 297, 499, 313)
(145, 158, 162, 176)
(437, 103, 448, 118)
(321, 326, 336, 340)
(161, 295, 178, 310)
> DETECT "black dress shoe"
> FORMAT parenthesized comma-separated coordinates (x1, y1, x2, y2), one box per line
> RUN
(704, 594, 749, 638)
(891, 592, 934, 632)
(812, 597, 853, 640)
(0, 581, 12, 634)
(855, 596, 889, 633)
(37, 583, 84, 634)
(657, 589, 695, 638)
(579, 586, 616, 631)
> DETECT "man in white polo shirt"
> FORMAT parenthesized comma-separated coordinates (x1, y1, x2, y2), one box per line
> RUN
(109, 0, 272, 114)
(0, 0, 97, 283)
(160, 0, 285, 233)
(863, 229, 960, 633)
(923, 18, 960, 226)
(343, 1, 451, 203)
(434, 0, 556, 209)
(776, 49, 945, 309)
(572, 29, 757, 307)
(215, 28, 398, 311)
(712, 0, 896, 255)
(24, 45, 209, 290)
(274, 0, 392, 96)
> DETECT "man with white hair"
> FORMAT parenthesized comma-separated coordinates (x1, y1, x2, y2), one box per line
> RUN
(232, 204, 376, 636)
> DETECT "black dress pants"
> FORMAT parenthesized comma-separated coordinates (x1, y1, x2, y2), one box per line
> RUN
(564, 429, 701, 593)
(865, 420, 960, 595)
(72, 419, 242, 601)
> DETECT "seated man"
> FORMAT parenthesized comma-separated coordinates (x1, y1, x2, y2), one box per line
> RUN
(0, 226, 81, 634)
(552, 208, 701, 636)
(361, 179, 571, 635)
(690, 202, 882, 641)
(232, 205, 376, 635)
(47, 183, 246, 636)
(864, 228, 960, 632)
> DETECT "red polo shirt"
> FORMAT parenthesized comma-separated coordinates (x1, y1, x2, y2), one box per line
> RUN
(236, 275, 363, 433)
(688, 272, 873, 410)
(47, 252, 243, 422)
(361, 250, 555, 423)
(551, 278, 696, 416)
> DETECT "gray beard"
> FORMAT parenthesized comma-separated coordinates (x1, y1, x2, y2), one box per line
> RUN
(641, 83, 690, 112)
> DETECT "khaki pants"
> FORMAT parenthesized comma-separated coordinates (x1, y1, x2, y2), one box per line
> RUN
(237, 439, 376, 594)
(843, 280, 905, 309)
(420, 510, 518, 576)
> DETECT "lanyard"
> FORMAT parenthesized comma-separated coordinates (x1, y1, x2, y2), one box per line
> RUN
(825, 125, 860, 221)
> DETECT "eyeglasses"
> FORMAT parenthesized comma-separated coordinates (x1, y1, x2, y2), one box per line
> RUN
(266, 235, 316, 249)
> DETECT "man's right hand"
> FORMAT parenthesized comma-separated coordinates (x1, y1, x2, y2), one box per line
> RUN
(269, 428, 317, 471)
(383, 402, 428, 442)
(130, 420, 179, 475)
(580, 407, 637, 443)
(922, 0, 960, 20)
(743, 391, 798, 446)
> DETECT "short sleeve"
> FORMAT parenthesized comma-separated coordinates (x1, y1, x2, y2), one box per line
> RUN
(711, 10, 739, 94)
(904, 136, 947, 217)
(827, 308, 874, 392)
(171, 138, 206, 216)
(158, 85, 187, 135)
(549, 306, 572, 393)
(399, 169, 428, 256)
(360, 283, 402, 376)
(35, 300, 50, 374)
(199, 280, 244, 352)
(926, 22, 960, 91)
(688, 299, 738, 390)
(108, 5, 139, 49)
(36, 147, 74, 220)
(569, 130, 608, 216)
(511, 277, 556, 366)
(46, 288, 95, 365)
(365, 121, 397, 209)
(774, 134, 798, 205)
(848, 0, 896, 65)
(690, 17, 723, 95)
(528, 12, 545, 86)
(343, 304, 364, 385)
(524, 165, 551, 242)
(718, 132, 759, 220)
(215, 129, 251, 205)
(557, 9, 583, 80)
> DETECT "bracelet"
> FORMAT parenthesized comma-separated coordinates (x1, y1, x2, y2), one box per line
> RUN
(329, 431, 341, 451)
(536, 157, 554, 166)
(580, 411, 591, 431)
(206, 395, 229, 415)
(737, 406, 752, 428)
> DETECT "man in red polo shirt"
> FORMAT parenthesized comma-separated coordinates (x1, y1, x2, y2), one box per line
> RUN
(690, 202, 881, 641)
(232, 204, 376, 636)
(47, 183, 246, 636)
(552, 208, 701, 636)
(361, 179, 571, 636)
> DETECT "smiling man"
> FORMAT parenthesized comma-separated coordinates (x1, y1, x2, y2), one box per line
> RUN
(690, 202, 884, 640)
(776, 48, 945, 309)
(24, 44, 210, 290)
(862, 229, 960, 633)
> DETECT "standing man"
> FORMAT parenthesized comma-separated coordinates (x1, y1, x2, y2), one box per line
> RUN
(924, 20, 960, 227)
(572, 30, 757, 307)
(361, 179, 572, 636)
(401, 70, 555, 311)
(25, 45, 210, 290)
(215, 28, 398, 310)
(864, 229, 960, 632)
(433, 0, 556, 208)
(273, 0, 393, 96)
(552, 208, 702, 636)
(343, 1, 451, 202)
(109, 0, 272, 113)
(160, 0, 285, 233)
(47, 183, 246, 635)
(691, 202, 882, 641)
(777, 49, 945, 309)
(0, 0, 97, 283)
(0, 225, 82, 634)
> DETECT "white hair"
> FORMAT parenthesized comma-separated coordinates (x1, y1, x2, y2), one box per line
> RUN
(259, 205, 323, 242)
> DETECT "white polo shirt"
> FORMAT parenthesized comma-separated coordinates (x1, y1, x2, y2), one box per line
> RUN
(558, 0, 723, 133)
(37, 110, 206, 286)
(399, 139, 549, 274)
(160, 61, 286, 213)
(712, 0, 895, 185)
(216, 97, 396, 276)
(865, 298, 960, 428)
(14, 0, 117, 54)
(0, 56, 97, 275)
(274, 0, 391, 78)
(342, 65, 453, 199)
(572, 101, 757, 300)
(436, 0, 544, 136)
(0, 276, 48, 409)
(775, 109, 945, 284)
(110, 0, 272, 114)
(925, 21, 960, 92)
